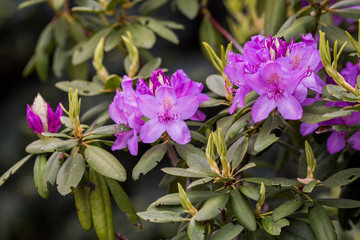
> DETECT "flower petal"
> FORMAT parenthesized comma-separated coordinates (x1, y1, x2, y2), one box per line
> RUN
(27, 104, 43, 133)
(251, 95, 276, 123)
(327, 131, 346, 155)
(348, 131, 360, 151)
(166, 120, 191, 145)
(139, 118, 166, 143)
(47, 103, 62, 132)
(277, 92, 303, 120)
(137, 94, 163, 118)
(170, 95, 199, 120)
(299, 122, 319, 136)
(112, 131, 133, 151)
(189, 110, 206, 121)
(127, 129, 139, 156)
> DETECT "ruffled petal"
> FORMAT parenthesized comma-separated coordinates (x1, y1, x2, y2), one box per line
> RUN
(277, 92, 303, 120)
(327, 131, 346, 155)
(166, 120, 191, 145)
(139, 118, 166, 143)
(251, 95, 277, 123)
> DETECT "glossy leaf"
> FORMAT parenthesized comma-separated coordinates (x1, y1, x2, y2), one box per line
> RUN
(272, 198, 303, 221)
(162, 167, 208, 178)
(320, 24, 357, 52)
(132, 144, 167, 180)
(225, 112, 251, 140)
(262, 216, 289, 236)
(187, 177, 214, 189)
(56, 153, 85, 196)
(315, 198, 360, 208)
(239, 186, 260, 201)
(150, 191, 219, 207)
(55, 80, 103, 96)
(187, 218, 204, 240)
(85, 145, 126, 182)
(74, 178, 93, 231)
(194, 194, 229, 221)
(278, 218, 316, 240)
(137, 211, 188, 223)
(308, 202, 336, 240)
(211, 223, 244, 240)
(303, 179, 318, 193)
(105, 177, 141, 228)
(206, 74, 226, 97)
(275, 16, 316, 42)
(322, 168, 360, 187)
(231, 138, 248, 169)
(230, 189, 257, 232)
(89, 168, 114, 240)
(254, 116, 279, 153)
(0, 154, 33, 187)
(33, 154, 49, 199)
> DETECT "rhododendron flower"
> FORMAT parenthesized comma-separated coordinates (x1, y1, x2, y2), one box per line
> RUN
(137, 86, 199, 144)
(109, 69, 208, 154)
(224, 34, 323, 122)
(27, 93, 62, 134)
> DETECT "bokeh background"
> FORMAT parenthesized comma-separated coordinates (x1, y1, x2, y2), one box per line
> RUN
(0, 0, 223, 239)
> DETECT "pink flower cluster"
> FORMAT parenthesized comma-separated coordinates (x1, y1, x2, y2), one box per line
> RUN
(109, 69, 209, 155)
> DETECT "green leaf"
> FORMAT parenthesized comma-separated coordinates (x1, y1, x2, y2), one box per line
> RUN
(244, 177, 299, 187)
(104, 30, 122, 52)
(254, 116, 279, 153)
(54, 17, 67, 48)
(23, 54, 36, 77)
(162, 167, 208, 178)
(326, 84, 358, 102)
(199, 98, 226, 107)
(262, 216, 289, 236)
(330, 0, 360, 9)
(0, 154, 34, 187)
(150, 191, 219, 207)
(231, 138, 249, 169)
(35, 51, 49, 82)
(35, 23, 54, 52)
(72, 27, 112, 65)
(68, 20, 86, 43)
(278, 218, 316, 240)
(303, 179, 318, 193)
(74, 177, 93, 231)
(89, 168, 114, 240)
(104, 75, 121, 90)
(304, 141, 316, 174)
(25, 138, 62, 154)
(199, 17, 222, 58)
(301, 100, 347, 124)
(33, 154, 49, 198)
(139, 0, 168, 14)
(68, 61, 89, 80)
(137, 211, 188, 223)
(187, 177, 214, 189)
(264, 0, 286, 36)
(124, 23, 156, 49)
(225, 112, 251, 140)
(206, 74, 226, 97)
(56, 80, 103, 96)
(187, 218, 204, 240)
(85, 145, 126, 182)
(275, 16, 316, 42)
(52, 46, 68, 78)
(211, 223, 244, 240)
(137, 57, 162, 78)
(230, 189, 257, 232)
(194, 194, 229, 221)
(42, 151, 62, 187)
(333, 8, 360, 21)
(175, 0, 199, 20)
(56, 153, 85, 196)
(322, 168, 360, 187)
(190, 131, 208, 145)
(320, 24, 357, 52)
(140, 18, 180, 44)
(18, 0, 46, 9)
(272, 198, 303, 221)
(315, 198, 360, 208)
(132, 144, 167, 180)
(239, 186, 260, 201)
(308, 202, 337, 240)
(175, 143, 206, 163)
(105, 177, 141, 228)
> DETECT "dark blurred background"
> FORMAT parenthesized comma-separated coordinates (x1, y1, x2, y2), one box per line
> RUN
(0, 0, 225, 239)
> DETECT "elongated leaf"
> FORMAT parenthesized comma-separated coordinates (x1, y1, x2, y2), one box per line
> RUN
(0, 154, 33, 187)
(275, 16, 316, 42)
(262, 216, 289, 236)
(303, 179, 318, 193)
(206, 74, 226, 97)
(230, 189, 257, 231)
(18, 0, 46, 9)
(150, 191, 219, 207)
(124, 23, 156, 49)
(188, 217, 204, 240)
(212, 223, 244, 240)
(35, 51, 49, 82)
(85, 145, 126, 182)
(331, 0, 360, 9)
(322, 168, 360, 187)
(56, 153, 85, 196)
(89, 168, 114, 240)
(308, 202, 336, 240)
(254, 116, 279, 153)
(26, 138, 63, 154)
(231, 138, 248, 169)
(187, 177, 214, 189)
(272, 198, 303, 221)
(137, 211, 188, 223)
(239, 186, 260, 201)
(56, 80, 103, 96)
(139, 0, 168, 14)
(162, 167, 208, 178)
(279, 218, 316, 240)
(225, 112, 251, 140)
(333, 8, 360, 21)
(176, 0, 199, 20)
(33, 154, 49, 198)
(132, 144, 167, 180)
(137, 57, 162, 78)
(175, 143, 205, 163)
(320, 24, 357, 52)
(264, 0, 286, 36)
(194, 194, 229, 221)
(105, 177, 141, 228)
(316, 198, 360, 208)
(54, 17, 67, 48)
(74, 178, 93, 231)
(42, 151, 62, 188)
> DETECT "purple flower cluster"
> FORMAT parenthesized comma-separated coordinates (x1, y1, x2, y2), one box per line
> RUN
(27, 93, 62, 134)
(225, 34, 323, 123)
(300, 62, 360, 154)
(109, 69, 209, 155)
